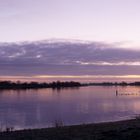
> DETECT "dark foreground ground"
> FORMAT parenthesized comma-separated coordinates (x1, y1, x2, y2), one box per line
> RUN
(1, 119, 140, 140)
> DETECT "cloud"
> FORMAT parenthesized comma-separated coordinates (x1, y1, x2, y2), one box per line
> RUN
(0, 40, 140, 76)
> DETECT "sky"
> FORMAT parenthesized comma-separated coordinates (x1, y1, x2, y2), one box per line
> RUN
(1, 0, 140, 47)
(0, 41, 140, 82)
(1, 0, 140, 82)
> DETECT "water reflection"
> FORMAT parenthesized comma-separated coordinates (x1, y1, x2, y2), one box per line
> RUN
(0, 86, 140, 130)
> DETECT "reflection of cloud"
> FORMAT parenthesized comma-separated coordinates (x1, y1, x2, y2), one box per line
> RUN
(0, 40, 140, 76)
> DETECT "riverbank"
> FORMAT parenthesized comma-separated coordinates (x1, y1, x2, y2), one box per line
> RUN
(1, 81, 140, 90)
(1, 119, 140, 140)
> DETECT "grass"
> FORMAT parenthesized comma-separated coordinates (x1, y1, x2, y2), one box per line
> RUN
(1, 119, 140, 140)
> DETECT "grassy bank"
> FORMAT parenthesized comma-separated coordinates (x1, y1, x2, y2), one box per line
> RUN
(1, 119, 140, 140)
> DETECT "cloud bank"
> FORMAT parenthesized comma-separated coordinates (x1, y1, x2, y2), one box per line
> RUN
(0, 40, 140, 78)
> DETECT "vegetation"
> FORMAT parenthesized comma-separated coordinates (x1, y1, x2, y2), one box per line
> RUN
(1, 81, 140, 89)
(83, 81, 140, 86)
(0, 81, 81, 89)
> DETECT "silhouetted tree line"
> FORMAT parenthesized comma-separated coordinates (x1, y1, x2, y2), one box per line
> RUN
(0, 81, 81, 89)
(83, 81, 140, 86)
(1, 81, 140, 89)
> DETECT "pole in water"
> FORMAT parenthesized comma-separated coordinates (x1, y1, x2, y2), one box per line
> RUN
(116, 90, 118, 96)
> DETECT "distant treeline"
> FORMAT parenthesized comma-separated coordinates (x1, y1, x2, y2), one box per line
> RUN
(0, 81, 140, 89)
(83, 82, 140, 86)
(0, 81, 81, 89)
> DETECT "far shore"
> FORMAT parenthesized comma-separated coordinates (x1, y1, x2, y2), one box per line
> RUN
(1, 81, 140, 90)
(1, 118, 140, 140)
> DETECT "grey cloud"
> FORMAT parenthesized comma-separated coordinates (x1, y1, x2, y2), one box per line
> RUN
(0, 40, 140, 76)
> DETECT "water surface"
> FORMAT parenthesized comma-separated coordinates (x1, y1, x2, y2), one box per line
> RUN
(0, 86, 140, 130)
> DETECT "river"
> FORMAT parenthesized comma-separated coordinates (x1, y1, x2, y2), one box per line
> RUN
(0, 86, 140, 130)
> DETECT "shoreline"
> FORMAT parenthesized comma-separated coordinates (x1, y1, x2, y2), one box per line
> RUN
(1, 81, 140, 90)
(1, 118, 140, 140)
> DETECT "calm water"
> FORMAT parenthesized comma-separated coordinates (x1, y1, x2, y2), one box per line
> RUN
(0, 86, 140, 130)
